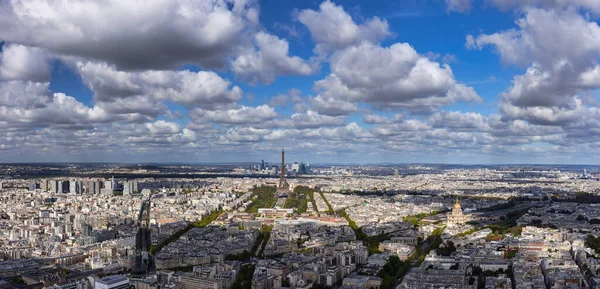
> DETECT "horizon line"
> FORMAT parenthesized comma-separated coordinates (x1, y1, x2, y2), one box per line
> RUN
(0, 162, 598, 167)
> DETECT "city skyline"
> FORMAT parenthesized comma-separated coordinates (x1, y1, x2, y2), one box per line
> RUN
(2, 163, 600, 288)
(1, 0, 600, 164)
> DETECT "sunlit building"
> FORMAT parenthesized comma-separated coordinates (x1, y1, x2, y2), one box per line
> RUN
(447, 198, 471, 226)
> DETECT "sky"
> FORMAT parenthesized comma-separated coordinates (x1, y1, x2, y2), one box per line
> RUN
(1, 0, 600, 164)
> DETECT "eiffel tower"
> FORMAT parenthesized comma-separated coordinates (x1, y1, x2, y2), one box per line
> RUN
(277, 148, 289, 194)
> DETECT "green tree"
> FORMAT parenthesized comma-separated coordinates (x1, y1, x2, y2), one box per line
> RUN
(246, 186, 277, 213)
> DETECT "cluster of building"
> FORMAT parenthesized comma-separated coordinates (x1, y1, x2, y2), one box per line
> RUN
(20, 177, 138, 195)
(155, 226, 257, 269)
(316, 168, 600, 199)
(252, 242, 370, 289)
(240, 159, 312, 176)
(4, 163, 600, 289)
(396, 197, 600, 289)
(0, 177, 257, 265)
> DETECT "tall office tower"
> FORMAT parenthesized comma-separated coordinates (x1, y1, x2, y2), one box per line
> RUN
(88, 180, 102, 195)
(123, 182, 131, 195)
(57, 181, 63, 194)
(61, 180, 70, 193)
(86, 181, 95, 194)
(28, 181, 37, 192)
(134, 198, 154, 276)
(300, 163, 311, 175)
(291, 162, 300, 172)
(41, 179, 49, 192)
(70, 180, 82, 194)
(83, 223, 93, 237)
(123, 181, 139, 195)
(50, 180, 58, 193)
(104, 180, 113, 191)
(277, 148, 289, 193)
(261, 160, 265, 170)
(112, 176, 119, 190)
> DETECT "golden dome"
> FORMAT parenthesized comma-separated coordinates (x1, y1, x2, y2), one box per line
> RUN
(453, 197, 461, 209)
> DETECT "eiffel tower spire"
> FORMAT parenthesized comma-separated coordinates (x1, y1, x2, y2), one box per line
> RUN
(278, 147, 289, 193)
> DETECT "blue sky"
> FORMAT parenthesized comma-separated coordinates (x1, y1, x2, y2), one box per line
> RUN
(244, 0, 514, 115)
(1, 0, 600, 164)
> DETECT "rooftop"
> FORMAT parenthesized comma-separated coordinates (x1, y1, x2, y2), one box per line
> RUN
(97, 275, 128, 285)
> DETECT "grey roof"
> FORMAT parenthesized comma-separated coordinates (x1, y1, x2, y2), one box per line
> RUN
(98, 275, 128, 285)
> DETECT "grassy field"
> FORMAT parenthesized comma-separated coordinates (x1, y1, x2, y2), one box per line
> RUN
(246, 186, 277, 213)
(402, 210, 443, 226)
(284, 186, 316, 213)
(485, 208, 528, 239)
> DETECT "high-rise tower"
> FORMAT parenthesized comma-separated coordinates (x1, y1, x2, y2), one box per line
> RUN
(278, 148, 289, 193)
(133, 197, 154, 276)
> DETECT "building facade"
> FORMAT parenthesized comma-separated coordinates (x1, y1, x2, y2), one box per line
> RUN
(447, 198, 471, 226)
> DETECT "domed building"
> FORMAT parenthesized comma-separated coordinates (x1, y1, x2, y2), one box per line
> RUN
(447, 198, 471, 226)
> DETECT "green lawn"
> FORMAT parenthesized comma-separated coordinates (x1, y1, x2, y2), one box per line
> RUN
(284, 186, 316, 213)
(402, 210, 443, 226)
(487, 209, 528, 236)
(246, 186, 277, 213)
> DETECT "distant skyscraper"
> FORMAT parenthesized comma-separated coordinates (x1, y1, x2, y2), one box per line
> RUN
(28, 181, 37, 192)
(112, 176, 119, 190)
(95, 180, 102, 194)
(261, 160, 265, 170)
(394, 168, 399, 177)
(61, 180, 70, 193)
(299, 163, 311, 175)
(123, 181, 138, 195)
(104, 180, 113, 191)
(86, 180, 103, 194)
(86, 181, 95, 194)
(292, 162, 300, 172)
(134, 198, 154, 276)
(41, 179, 49, 192)
(82, 223, 93, 237)
(50, 180, 59, 193)
(70, 180, 82, 194)
(123, 182, 130, 195)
